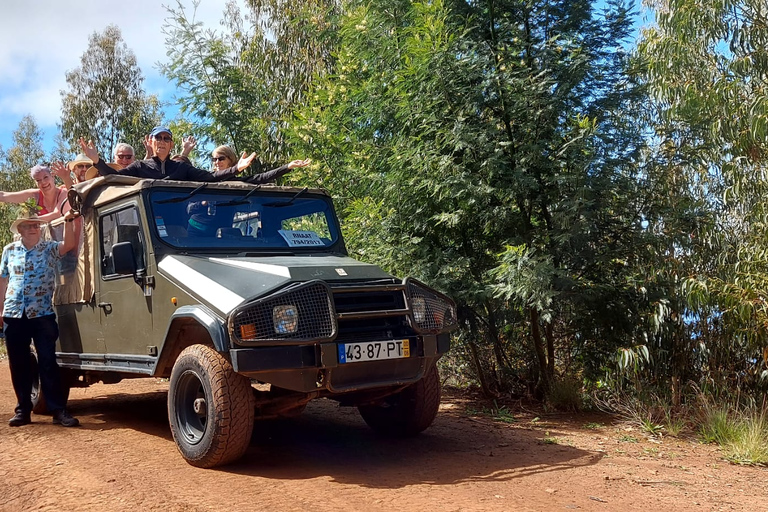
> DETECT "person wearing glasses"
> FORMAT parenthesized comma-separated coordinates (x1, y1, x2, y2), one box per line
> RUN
(79, 126, 258, 182)
(212, 144, 311, 184)
(0, 205, 81, 428)
(0, 165, 68, 222)
(112, 143, 136, 169)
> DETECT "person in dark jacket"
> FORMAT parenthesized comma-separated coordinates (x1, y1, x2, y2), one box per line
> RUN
(211, 144, 311, 184)
(78, 127, 256, 182)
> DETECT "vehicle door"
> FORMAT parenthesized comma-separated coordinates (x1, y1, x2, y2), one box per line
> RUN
(97, 203, 155, 358)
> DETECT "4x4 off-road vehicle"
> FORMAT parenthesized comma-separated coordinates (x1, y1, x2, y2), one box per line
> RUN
(40, 175, 456, 468)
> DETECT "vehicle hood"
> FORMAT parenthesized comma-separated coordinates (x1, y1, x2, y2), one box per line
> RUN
(157, 254, 393, 315)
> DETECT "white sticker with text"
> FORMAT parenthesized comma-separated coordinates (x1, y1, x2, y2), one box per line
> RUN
(278, 230, 325, 247)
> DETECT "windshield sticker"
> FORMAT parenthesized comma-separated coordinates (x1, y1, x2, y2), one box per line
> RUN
(278, 230, 325, 247)
(155, 217, 168, 237)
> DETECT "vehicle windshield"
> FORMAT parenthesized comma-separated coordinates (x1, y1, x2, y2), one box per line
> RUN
(149, 188, 341, 250)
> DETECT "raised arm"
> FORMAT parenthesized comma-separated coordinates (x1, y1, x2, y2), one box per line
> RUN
(143, 135, 154, 160)
(51, 161, 74, 189)
(0, 189, 37, 204)
(78, 137, 102, 164)
(181, 135, 197, 158)
(59, 210, 81, 256)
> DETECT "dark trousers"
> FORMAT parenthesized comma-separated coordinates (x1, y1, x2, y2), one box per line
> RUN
(4, 313, 64, 415)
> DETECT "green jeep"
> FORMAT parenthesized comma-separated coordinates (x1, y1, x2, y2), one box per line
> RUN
(41, 175, 456, 468)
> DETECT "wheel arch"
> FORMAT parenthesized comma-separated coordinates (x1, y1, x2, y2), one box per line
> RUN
(153, 305, 229, 378)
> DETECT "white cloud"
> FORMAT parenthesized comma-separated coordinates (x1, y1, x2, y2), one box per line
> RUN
(0, 0, 241, 151)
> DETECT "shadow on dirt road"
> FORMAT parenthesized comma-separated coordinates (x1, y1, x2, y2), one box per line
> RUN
(65, 386, 602, 490)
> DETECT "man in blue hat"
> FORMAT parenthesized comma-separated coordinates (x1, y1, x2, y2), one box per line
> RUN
(77, 127, 258, 181)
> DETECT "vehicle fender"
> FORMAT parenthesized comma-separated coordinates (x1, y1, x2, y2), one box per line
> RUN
(152, 305, 229, 377)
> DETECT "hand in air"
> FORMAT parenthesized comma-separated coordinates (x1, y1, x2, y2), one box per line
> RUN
(236, 152, 258, 172)
(78, 137, 100, 163)
(286, 159, 312, 170)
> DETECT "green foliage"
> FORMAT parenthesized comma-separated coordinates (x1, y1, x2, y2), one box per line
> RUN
(637, 0, 768, 392)
(546, 377, 584, 412)
(699, 403, 740, 445)
(20, 198, 41, 216)
(60, 25, 161, 159)
(161, 0, 337, 166)
(289, 0, 657, 397)
(0, 116, 46, 248)
(723, 413, 768, 466)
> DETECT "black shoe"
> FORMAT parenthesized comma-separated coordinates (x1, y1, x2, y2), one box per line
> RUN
(52, 409, 79, 427)
(8, 412, 31, 427)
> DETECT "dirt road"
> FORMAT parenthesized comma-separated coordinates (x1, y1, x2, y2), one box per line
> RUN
(0, 361, 765, 511)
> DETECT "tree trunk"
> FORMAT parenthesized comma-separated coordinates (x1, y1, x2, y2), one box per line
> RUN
(529, 307, 549, 397)
(467, 338, 493, 397)
(544, 321, 555, 380)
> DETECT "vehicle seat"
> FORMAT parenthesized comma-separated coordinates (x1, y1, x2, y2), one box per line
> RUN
(115, 224, 145, 270)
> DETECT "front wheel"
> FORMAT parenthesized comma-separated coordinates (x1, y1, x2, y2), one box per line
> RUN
(358, 363, 442, 436)
(168, 345, 255, 468)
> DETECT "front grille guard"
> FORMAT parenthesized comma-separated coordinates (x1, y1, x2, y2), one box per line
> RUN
(403, 277, 458, 334)
(228, 278, 458, 345)
(229, 280, 337, 344)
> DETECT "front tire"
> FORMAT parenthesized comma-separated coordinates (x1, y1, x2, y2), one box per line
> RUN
(358, 363, 442, 436)
(168, 345, 255, 468)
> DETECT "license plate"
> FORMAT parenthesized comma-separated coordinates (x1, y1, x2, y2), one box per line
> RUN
(338, 340, 410, 364)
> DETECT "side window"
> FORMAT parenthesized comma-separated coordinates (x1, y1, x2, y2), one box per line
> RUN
(100, 206, 146, 277)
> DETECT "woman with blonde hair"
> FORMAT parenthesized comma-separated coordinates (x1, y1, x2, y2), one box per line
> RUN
(212, 145, 311, 183)
(0, 165, 68, 222)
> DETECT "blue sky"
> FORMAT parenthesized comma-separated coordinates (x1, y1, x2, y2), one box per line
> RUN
(1, 0, 649, 159)
(0, 0, 243, 156)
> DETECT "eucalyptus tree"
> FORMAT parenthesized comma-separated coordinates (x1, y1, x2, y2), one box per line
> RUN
(293, 0, 655, 395)
(161, 0, 338, 167)
(0, 115, 47, 246)
(639, 0, 768, 390)
(60, 25, 161, 160)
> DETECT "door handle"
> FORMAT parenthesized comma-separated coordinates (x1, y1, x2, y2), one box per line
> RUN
(98, 302, 112, 308)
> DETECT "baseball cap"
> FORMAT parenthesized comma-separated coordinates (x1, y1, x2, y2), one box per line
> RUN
(150, 126, 173, 138)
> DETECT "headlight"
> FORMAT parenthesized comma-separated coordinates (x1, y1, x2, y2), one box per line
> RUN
(273, 305, 298, 334)
(412, 297, 427, 323)
(405, 278, 458, 333)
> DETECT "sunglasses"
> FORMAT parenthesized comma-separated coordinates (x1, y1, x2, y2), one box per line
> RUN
(75, 164, 90, 169)
(153, 135, 173, 142)
(212, 156, 228, 162)
(116, 154, 134, 160)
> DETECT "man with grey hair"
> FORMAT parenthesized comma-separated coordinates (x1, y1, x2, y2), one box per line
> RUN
(112, 143, 136, 169)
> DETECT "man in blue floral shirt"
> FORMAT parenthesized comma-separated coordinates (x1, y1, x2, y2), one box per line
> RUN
(0, 206, 80, 427)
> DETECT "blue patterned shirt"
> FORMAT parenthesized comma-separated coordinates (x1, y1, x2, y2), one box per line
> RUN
(0, 240, 62, 318)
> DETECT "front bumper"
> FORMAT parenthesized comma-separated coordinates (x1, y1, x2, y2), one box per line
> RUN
(230, 332, 451, 393)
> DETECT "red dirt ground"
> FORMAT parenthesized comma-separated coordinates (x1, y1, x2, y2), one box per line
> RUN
(0, 360, 766, 511)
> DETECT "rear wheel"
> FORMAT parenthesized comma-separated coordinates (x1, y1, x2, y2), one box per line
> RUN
(168, 345, 255, 468)
(358, 363, 442, 436)
(30, 350, 71, 415)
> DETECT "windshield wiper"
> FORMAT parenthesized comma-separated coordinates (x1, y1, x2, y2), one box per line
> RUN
(154, 183, 208, 204)
(263, 187, 308, 207)
(214, 186, 262, 207)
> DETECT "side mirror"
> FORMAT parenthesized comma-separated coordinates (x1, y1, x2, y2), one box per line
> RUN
(112, 241, 137, 275)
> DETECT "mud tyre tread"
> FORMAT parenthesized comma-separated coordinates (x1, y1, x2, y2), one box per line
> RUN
(168, 344, 255, 468)
(358, 363, 441, 436)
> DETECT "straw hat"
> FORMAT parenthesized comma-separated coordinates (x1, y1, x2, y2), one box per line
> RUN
(67, 153, 93, 170)
(10, 209, 47, 235)
(84, 162, 121, 181)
